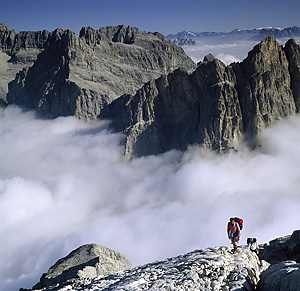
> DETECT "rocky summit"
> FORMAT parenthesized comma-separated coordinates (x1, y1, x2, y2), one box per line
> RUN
(4, 25, 196, 119)
(102, 36, 300, 158)
(23, 243, 131, 291)
(22, 230, 300, 291)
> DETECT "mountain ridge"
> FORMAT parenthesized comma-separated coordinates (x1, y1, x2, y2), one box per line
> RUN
(3, 24, 196, 119)
(101, 36, 300, 158)
(166, 26, 300, 41)
(2, 25, 300, 159)
(22, 230, 300, 291)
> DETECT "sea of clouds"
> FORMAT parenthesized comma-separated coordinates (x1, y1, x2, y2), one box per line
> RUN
(183, 34, 300, 65)
(1, 35, 300, 290)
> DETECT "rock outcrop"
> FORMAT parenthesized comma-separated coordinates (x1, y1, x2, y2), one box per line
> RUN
(6, 25, 196, 119)
(258, 261, 300, 291)
(24, 230, 300, 291)
(27, 243, 130, 291)
(26, 245, 267, 291)
(257, 230, 300, 291)
(0, 24, 50, 55)
(0, 24, 51, 101)
(102, 36, 300, 158)
(259, 230, 300, 265)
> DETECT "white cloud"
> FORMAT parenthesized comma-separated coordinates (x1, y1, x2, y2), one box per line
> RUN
(183, 35, 300, 65)
(1, 104, 300, 290)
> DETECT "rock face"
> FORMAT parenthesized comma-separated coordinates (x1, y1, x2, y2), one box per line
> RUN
(102, 36, 300, 158)
(23, 230, 300, 291)
(285, 38, 300, 111)
(0, 24, 51, 101)
(257, 230, 300, 291)
(259, 230, 300, 264)
(6, 25, 196, 119)
(30, 243, 130, 290)
(28, 245, 267, 291)
(258, 261, 300, 291)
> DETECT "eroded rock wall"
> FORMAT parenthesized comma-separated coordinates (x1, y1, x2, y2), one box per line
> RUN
(6, 25, 196, 119)
(103, 36, 300, 158)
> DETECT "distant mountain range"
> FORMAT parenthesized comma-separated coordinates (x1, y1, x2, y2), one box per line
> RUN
(1, 24, 300, 159)
(166, 26, 300, 45)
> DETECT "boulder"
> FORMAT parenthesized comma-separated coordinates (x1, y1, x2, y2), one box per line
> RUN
(259, 230, 300, 264)
(31, 243, 131, 290)
(258, 261, 300, 291)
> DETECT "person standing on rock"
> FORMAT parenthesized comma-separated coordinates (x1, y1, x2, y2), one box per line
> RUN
(227, 217, 241, 253)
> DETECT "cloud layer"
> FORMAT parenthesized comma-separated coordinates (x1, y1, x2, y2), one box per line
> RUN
(1, 104, 300, 290)
(183, 35, 300, 65)
(1, 32, 300, 291)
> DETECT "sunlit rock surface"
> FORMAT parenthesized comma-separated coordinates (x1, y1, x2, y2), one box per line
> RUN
(22, 230, 300, 291)
(27, 246, 266, 291)
(27, 244, 130, 291)
(103, 36, 300, 158)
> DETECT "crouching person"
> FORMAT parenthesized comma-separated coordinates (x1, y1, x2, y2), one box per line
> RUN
(247, 237, 259, 255)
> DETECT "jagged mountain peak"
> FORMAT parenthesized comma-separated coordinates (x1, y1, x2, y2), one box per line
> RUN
(4, 23, 196, 119)
(102, 36, 299, 158)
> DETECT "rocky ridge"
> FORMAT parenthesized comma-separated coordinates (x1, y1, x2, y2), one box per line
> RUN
(166, 26, 300, 41)
(0, 24, 51, 100)
(5, 25, 196, 119)
(252, 26, 300, 41)
(23, 230, 300, 291)
(102, 36, 300, 158)
(168, 37, 196, 46)
(25, 243, 131, 291)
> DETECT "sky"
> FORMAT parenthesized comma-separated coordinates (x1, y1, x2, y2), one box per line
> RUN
(1, 0, 300, 35)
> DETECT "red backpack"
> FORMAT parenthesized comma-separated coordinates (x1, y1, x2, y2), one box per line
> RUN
(234, 217, 243, 230)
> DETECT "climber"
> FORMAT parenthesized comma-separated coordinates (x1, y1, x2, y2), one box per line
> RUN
(227, 217, 241, 253)
(248, 238, 259, 255)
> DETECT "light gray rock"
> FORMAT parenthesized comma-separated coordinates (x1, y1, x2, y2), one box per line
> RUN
(30, 243, 131, 290)
(258, 261, 300, 291)
(30, 246, 267, 291)
(22, 230, 300, 291)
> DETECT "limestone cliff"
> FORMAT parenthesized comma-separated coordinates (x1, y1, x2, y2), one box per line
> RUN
(102, 36, 300, 158)
(0, 24, 51, 101)
(6, 25, 196, 119)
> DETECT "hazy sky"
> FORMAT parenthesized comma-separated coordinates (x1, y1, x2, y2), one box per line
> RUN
(1, 0, 300, 35)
